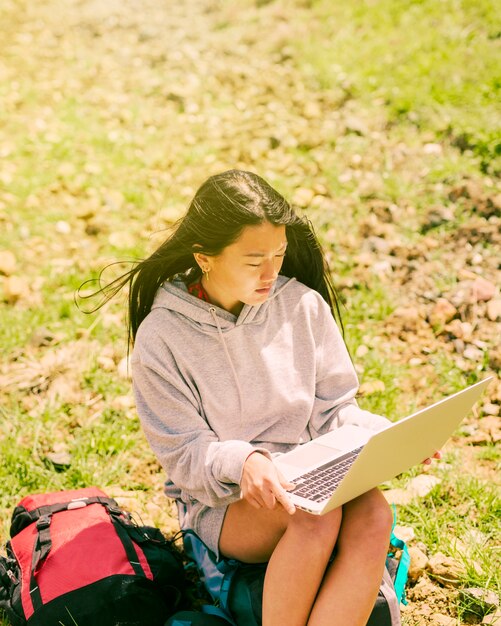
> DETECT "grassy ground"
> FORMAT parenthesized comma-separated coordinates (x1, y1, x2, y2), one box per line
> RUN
(0, 0, 500, 624)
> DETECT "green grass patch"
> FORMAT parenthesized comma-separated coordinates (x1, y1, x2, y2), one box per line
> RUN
(293, 0, 501, 172)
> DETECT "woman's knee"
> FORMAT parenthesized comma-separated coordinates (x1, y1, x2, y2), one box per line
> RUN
(288, 507, 343, 543)
(341, 489, 393, 547)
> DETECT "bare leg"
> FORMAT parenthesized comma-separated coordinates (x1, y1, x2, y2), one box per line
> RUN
(219, 499, 342, 626)
(307, 488, 393, 626)
(219, 488, 392, 626)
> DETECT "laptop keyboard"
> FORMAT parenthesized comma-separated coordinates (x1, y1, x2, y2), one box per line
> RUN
(290, 446, 363, 503)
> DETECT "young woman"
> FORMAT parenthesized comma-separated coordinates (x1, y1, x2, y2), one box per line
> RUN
(110, 169, 401, 625)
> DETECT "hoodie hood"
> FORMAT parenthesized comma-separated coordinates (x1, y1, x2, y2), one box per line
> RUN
(151, 274, 296, 334)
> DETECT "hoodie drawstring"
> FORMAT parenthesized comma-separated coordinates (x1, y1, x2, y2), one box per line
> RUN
(209, 306, 244, 423)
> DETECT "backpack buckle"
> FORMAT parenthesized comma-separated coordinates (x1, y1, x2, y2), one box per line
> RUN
(36, 515, 51, 530)
(106, 504, 123, 516)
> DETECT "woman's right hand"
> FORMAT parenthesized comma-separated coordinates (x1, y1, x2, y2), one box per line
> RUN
(240, 452, 296, 515)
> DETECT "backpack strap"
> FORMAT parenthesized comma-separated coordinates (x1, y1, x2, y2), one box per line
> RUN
(29, 515, 53, 609)
(27, 496, 148, 611)
(104, 503, 149, 578)
(388, 505, 410, 606)
(389, 531, 409, 606)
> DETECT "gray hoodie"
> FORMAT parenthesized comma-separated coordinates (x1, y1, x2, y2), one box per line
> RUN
(132, 275, 390, 509)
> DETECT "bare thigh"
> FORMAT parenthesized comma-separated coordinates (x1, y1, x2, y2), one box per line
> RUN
(219, 499, 342, 563)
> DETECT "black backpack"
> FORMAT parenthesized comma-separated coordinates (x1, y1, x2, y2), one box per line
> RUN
(0, 487, 186, 626)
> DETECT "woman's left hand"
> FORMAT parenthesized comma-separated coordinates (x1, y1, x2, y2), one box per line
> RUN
(422, 450, 442, 465)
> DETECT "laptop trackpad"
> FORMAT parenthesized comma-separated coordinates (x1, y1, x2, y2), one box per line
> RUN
(281, 442, 341, 468)
(276, 426, 371, 475)
(318, 425, 372, 449)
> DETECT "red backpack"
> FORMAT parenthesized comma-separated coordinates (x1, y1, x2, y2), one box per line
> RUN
(0, 487, 185, 626)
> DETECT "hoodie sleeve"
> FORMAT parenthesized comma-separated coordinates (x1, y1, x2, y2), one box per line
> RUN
(307, 296, 391, 436)
(132, 345, 271, 508)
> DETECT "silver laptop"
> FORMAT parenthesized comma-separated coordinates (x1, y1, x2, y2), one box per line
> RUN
(275, 378, 492, 515)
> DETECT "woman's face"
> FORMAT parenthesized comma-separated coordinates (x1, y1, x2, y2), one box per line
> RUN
(197, 222, 287, 315)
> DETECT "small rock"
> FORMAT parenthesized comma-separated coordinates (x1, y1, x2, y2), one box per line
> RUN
(383, 489, 413, 505)
(493, 381, 501, 403)
(55, 220, 71, 234)
(2, 276, 29, 303)
(97, 355, 116, 371)
(489, 348, 501, 372)
(292, 187, 315, 207)
(408, 474, 442, 497)
(478, 416, 501, 441)
(430, 615, 456, 626)
(45, 451, 72, 470)
(476, 195, 501, 218)
(486, 193, 501, 213)
(408, 576, 439, 601)
(391, 306, 424, 332)
(427, 552, 466, 587)
(0, 250, 17, 275)
(117, 356, 131, 379)
(30, 326, 56, 347)
(393, 525, 415, 543)
(473, 339, 489, 349)
(313, 183, 329, 196)
(459, 588, 500, 617)
(407, 546, 429, 583)
(109, 231, 136, 249)
(409, 357, 423, 366)
(482, 610, 501, 624)
(483, 403, 499, 416)
(423, 143, 443, 155)
(422, 206, 455, 231)
(47, 375, 82, 405)
(356, 345, 369, 358)
(57, 162, 76, 177)
(463, 345, 484, 361)
(458, 268, 482, 281)
(359, 380, 385, 396)
(344, 115, 368, 136)
(104, 190, 125, 211)
(429, 298, 457, 327)
(448, 180, 484, 203)
(453, 339, 465, 354)
(445, 319, 474, 341)
(470, 277, 497, 302)
(487, 299, 501, 321)
(383, 475, 441, 505)
(366, 236, 391, 254)
(303, 101, 322, 119)
(460, 424, 477, 436)
(450, 285, 471, 308)
(371, 260, 393, 276)
(112, 395, 136, 410)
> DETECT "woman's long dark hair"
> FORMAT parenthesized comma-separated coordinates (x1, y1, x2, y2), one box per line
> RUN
(80, 170, 343, 348)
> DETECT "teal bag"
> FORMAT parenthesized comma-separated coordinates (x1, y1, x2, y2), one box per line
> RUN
(178, 502, 409, 626)
(165, 607, 231, 625)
